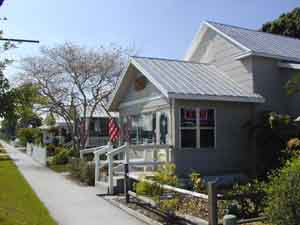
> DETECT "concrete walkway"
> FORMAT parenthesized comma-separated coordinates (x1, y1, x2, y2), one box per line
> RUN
(3, 142, 146, 225)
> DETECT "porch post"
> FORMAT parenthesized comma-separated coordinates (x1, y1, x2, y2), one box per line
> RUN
(124, 163, 130, 203)
(166, 147, 170, 163)
(108, 153, 114, 194)
(94, 152, 100, 185)
(208, 181, 218, 225)
(85, 117, 90, 147)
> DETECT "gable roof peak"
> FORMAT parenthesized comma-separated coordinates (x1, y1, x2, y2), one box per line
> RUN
(206, 20, 300, 42)
(185, 20, 300, 62)
(132, 55, 211, 65)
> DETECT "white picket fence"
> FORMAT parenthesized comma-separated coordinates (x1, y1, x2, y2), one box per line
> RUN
(26, 143, 47, 166)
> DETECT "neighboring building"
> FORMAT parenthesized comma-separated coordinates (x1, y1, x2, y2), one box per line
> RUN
(40, 109, 118, 147)
(39, 117, 71, 145)
(108, 21, 300, 176)
(81, 108, 118, 147)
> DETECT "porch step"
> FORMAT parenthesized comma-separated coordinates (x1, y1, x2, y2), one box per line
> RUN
(95, 181, 109, 195)
(95, 177, 125, 194)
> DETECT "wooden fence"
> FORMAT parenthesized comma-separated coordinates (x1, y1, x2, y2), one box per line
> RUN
(123, 163, 266, 225)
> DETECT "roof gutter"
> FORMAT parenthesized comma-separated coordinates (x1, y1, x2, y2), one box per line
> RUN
(235, 51, 300, 63)
(168, 93, 265, 104)
(278, 62, 300, 70)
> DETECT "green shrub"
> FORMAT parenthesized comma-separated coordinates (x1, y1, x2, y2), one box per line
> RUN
(153, 163, 178, 186)
(264, 157, 300, 225)
(69, 158, 82, 178)
(281, 138, 300, 161)
(134, 180, 163, 198)
(134, 163, 178, 207)
(52, 148, 70, 165)
(46, 144, 56, 156)
(17, 128, 42, 146)
(221, 180, 266, 219)
(80, 161, 95, 186)
(69, 158, 95, 186)
(190, 172, 204, 192)
(135, 163, 178, 197)
(159, 198, 179, 214)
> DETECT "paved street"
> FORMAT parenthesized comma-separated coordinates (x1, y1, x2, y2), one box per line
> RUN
(2, 142, 145, 225)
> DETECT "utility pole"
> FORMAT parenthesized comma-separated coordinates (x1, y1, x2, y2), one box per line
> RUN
(0, 38, 39, 43)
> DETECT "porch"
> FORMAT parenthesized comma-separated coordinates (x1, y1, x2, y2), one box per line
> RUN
(86, 136, 109, 147)
(80, 143, 172, 194)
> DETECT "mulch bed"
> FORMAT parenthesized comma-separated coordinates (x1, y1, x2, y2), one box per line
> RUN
(114, 196, 188, 225)
(114, 195, 213, 225)
(113, 195, 268, 225)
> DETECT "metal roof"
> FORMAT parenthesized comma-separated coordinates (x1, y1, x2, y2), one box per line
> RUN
(206, 21, 300, 62)
(131, 56, 263, 103)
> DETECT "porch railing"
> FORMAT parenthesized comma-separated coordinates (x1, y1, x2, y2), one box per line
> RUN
(86, 136, 109, 147)
(95, 143, 173, 194)
(79, 144, 110, 159)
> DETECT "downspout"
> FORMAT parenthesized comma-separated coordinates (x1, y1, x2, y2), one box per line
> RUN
(170, 98, 176, 163)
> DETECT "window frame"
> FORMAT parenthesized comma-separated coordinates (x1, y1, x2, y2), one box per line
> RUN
(121, 109, 171, 145)
(179, 107, 216, 150)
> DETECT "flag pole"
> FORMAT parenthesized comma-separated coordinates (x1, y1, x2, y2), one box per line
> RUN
(100, 102, 113, 119)
(100, 102, 120, 145)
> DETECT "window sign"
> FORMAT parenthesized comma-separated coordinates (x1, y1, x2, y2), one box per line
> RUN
(181, 108, 196, 127)
(199, 109, 214, 127)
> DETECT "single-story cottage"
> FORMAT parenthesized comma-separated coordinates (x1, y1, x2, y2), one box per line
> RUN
(80, 108, 118, 147)
(108, 21, 300, 176)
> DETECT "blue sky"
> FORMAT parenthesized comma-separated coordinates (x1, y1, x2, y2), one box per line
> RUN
(1, 0, 299, 79)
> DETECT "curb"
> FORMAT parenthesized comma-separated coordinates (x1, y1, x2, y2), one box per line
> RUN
(104, 196, 164, 225)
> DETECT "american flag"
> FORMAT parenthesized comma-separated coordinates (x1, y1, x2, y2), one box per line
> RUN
(109, 118, 119, 143)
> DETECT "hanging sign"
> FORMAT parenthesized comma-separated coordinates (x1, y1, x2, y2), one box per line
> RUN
(134, 76, 147, 91)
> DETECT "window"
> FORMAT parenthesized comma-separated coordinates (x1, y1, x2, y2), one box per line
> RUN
(199, 109, 215, 148)
(140, 113, 156, 144)
(99, 118, 109, 137)
(180, 108, 215, 149)
(121, 111, 170, 145)
(180, 108, 197, 148)
(89, 120, 95, 135)
(160, 112, 168, 144)
(122, 113, 156, 144)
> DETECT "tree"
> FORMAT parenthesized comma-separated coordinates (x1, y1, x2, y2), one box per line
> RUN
(2, 83, 44, 137)
(0, 73, 13, 118)
(12, 83, 44, 128)
(0, 32, 17, 119)
(20, 42, 131, 152)
(44, 112, 56, 127)
(261, 8, 300, 38)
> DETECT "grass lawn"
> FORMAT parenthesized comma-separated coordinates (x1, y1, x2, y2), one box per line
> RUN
(0, 143, 5, 153)
(0, 148, 59, 225)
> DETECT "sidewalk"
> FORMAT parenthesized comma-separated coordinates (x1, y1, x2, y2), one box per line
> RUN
(2, 142, 146, 225)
